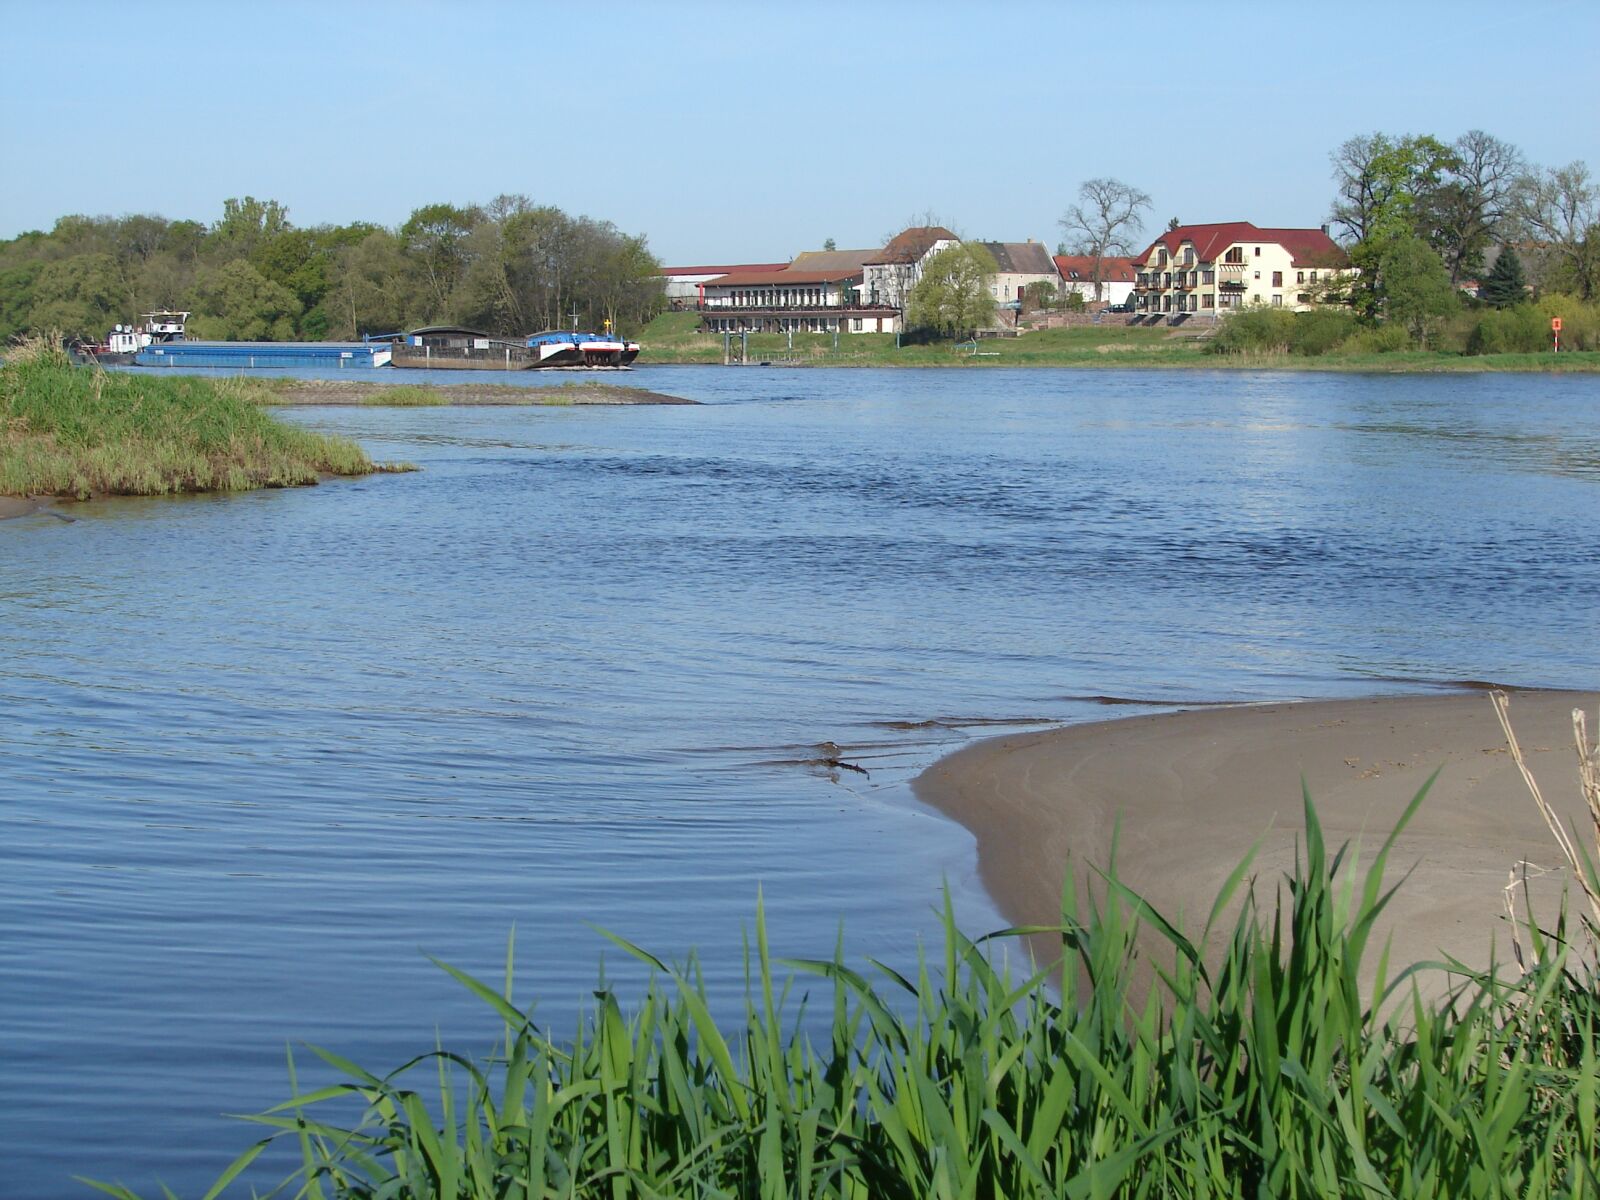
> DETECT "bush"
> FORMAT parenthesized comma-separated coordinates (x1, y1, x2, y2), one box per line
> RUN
(1335, 323, 1413, 354)
(1205, 305, 1298, 355)
(1287, 308, 1361, 356)
(1467, 306, 1548, 355)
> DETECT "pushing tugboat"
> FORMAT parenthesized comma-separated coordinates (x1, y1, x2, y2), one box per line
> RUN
(71, 311, 191, 366)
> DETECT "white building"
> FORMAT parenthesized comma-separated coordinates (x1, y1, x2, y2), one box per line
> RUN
(657, 262, 788, 307)
(1052, 255, 1137, 306)
(1129, 222, 1353, 317)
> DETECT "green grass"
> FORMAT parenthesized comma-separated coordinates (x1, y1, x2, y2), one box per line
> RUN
(95, 787, 1600, 1199)
(1, 343, 398, 498)
(359, 384, 450, 406)
(637, 312, 1600, 372)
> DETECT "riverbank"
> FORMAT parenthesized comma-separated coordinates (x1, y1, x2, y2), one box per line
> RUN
(254, 378, 697, 406)
(1, 345, 401, 502)
(638, 312, 1600, 371)
(913, 689, 1599, 981)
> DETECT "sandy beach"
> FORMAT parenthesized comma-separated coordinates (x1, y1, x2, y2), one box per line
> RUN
(914, 689, 1599, 983)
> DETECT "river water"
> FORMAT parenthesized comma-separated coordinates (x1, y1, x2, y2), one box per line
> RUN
(4, 365, 1599, 1195)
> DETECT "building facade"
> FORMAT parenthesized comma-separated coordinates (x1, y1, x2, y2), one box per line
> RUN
(1052, 255, 1137, 306)
(976, 242, 1060, 306)
(1129, 222, 1352, 318)
(658, 263, 788, 308)
(861, 226, 958, 332)
(697, 252, 900, 333)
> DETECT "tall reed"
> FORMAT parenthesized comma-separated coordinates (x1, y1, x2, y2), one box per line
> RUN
(88, 787, 1599, 1199)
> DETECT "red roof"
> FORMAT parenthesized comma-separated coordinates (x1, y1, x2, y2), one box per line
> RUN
(1052, 254, 1136, 283)
(866, 226, 957, 265)
(659, 263, 788, 277)
(1132, 222, 1350, 268)
(703, 267, 863, 286)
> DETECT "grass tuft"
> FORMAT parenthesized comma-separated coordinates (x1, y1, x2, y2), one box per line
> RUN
(98, 787, 1600, 1198)
(1, 341, 404, 498)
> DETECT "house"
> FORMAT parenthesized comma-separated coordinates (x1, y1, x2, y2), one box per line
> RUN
(1052, 255, 1137, 306)
(1129, 222, 1352, 318)
(861, 226, 959, 330)
(658, 263, 788, 308)
(697, 247, 900, 334)
(972, 242, 1060, 307)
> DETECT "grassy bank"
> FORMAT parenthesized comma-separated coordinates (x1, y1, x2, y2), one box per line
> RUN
(1, 344, 393, 499)
(638, 311, 1600, 372)
(100, 786, 1600, 1199)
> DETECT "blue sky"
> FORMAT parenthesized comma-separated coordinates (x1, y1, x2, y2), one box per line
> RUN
(3, 0, 1596, 263)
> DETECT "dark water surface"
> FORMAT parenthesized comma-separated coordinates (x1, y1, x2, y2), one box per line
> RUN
(4, 366, 1599, 1195)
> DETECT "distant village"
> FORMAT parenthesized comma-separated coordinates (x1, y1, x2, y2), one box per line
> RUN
(657, 221, 1358, 337)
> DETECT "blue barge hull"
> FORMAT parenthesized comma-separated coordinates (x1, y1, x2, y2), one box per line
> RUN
(134, 341, 391, 369)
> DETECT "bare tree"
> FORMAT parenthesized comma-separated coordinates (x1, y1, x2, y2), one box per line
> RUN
(1512, 160, 1599, 298)
(1058, 178, 1151, 300)
(1426, 130, 1525, 285)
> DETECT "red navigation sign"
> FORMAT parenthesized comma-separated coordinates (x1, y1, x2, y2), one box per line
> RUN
(1552, 317, 1563, 331)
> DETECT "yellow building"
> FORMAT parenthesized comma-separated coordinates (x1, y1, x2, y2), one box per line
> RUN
(1130, 222, 1352, 319)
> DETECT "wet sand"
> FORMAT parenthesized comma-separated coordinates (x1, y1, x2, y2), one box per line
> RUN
(913, 690, 1599, 982)
(0, 496, 48, 520)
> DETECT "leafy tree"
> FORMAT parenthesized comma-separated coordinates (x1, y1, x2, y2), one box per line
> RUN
(189, 260, 300, 341)
(1022, 280, 1057, 312)
(0, 261, 43, 341)
(210, 197, 291, 259)
(1058, 178, 1151, 300)
(1330, 132, 1459, 317)
(823, 238, 837, 251)
(906, 243, 996, 338)
(1480, 246, 1527, 308)
(1377, 235, 1458, 346)
(28, 252, 127, 338)
(400, 202, 479, 318)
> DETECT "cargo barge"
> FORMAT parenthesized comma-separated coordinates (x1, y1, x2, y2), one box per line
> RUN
(136, 341, 393, 369)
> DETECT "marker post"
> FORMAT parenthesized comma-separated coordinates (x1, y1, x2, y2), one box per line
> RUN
(1552, 316, 1562, 353)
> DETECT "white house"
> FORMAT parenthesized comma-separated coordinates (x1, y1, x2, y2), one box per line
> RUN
(1052, 255, 1137, 306)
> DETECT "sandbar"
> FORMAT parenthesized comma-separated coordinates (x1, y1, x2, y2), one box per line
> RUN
(913, 690, 1599, 983)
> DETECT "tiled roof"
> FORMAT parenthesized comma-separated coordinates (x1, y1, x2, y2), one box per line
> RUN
(866, 226, 957, 265)
(1134, 222, 1351, 268)
(659, 263, 788, 277)
(703, 267, 863, 286)
(1052, 254, 1137, 283)
(789, 249, 879, 272)
(976, 241, 1057, 275)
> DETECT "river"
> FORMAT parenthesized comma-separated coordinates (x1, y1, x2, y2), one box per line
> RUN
(4, 365, 1598, 1196)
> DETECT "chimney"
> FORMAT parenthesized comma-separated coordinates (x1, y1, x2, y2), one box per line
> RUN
(1320, 223, 1330, 236)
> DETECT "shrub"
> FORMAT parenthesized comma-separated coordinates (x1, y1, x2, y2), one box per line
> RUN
(1335, 323, 1413, 354)
(1287, 308, 1360, 356)
(1205, 305, 1298, 355)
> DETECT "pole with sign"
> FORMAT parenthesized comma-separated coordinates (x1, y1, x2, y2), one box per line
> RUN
(1552, 316, 1562, 353)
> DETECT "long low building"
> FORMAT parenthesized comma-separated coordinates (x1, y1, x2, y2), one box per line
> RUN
(698, 249, 901, 333)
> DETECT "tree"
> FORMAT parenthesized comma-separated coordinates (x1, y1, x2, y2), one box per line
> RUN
(210, 197, 291, 259)
(1512, 160, 1599, 298)
(1330, 132, 1459, 317)
(1480, 246, 1527, 308)
(189, 260, 301, 341)
(1377, 235, 1458, 346)
(822, 238, 837, 251)
(1059, 178, 1151, 301)
(906, 243, 996, 338)
(400, 202, 479, 318)
(27, 253, 127, 338)
(1422, 130, 1525, 286)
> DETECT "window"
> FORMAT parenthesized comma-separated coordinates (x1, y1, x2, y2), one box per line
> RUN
(1254, 246, 1261, 256)
(1158, 249, 1168, 265)
(1297, 293, 1311, 304)
(1224, 247, 1244, 264)
(1310, 271, 1319, 283)
(852, 318, 862, 331)
(1271, 295, 1283, 307)
(1253, 271, 1261, 280)
(1202, 270, 1214, 283)
(1184, 249, 1194, 265)
(1297, 271, 1305, 283)
(1202, 293, 1214, 308)
(1272, 271, 1283, 287)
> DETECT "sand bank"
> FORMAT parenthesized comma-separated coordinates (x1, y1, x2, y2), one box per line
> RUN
(266, 379, 696, 405)
(913, 690, 1599, 980)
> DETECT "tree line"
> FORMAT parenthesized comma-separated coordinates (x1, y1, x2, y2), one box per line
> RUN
(0, 195, 665, 344)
